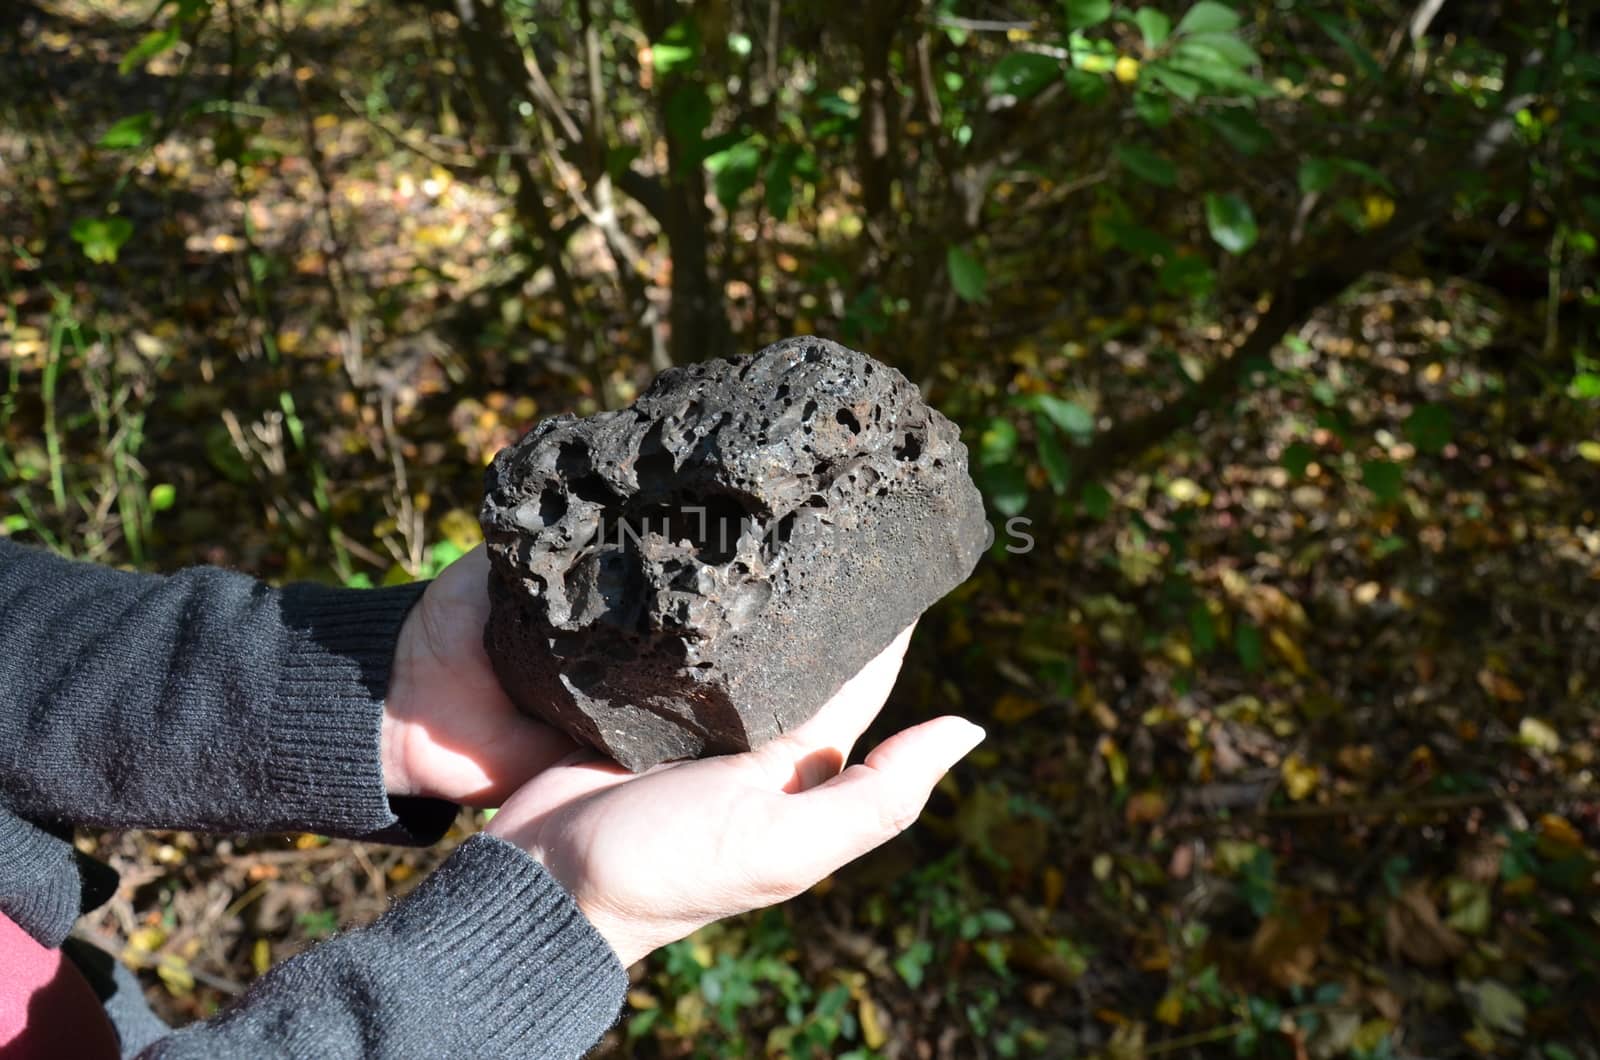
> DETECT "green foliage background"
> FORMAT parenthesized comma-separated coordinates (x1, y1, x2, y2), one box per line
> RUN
(3, 0, 1600, 1056)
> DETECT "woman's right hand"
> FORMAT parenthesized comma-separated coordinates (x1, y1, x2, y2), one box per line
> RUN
(484, 627, 984, 967)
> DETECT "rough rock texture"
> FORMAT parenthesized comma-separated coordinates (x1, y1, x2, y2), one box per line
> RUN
(480, 336, 988, 771)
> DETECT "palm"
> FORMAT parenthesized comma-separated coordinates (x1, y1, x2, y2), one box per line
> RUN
(385, 546, 580, 805)
(484, 627, 986, 968)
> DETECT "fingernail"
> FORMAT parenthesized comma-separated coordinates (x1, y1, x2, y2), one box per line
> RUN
(958, 720, 986, 751)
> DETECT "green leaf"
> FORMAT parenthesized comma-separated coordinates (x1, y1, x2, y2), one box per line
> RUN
(1189, 604, 1217, 653)
(650, 20, 699, 77)
(979, 417, 1019, 466)
(1064, 0, 1112, 31)
(1235, 620, 1263, 672)
(119, 26, 179, 75)
(1178, 32, 1258, 68)
(894, 940, 934, 989)
(987, 52, 1060, 99)
(1204, 192, 1258, 253)
(1206, 110, 1271, 155)
(1166, 53, 1270, 96)
(1106, 220, 1175, 260)
(664, 85, 712, 165)
(69, 216, 135, 264)
(705, 139, 762, 211)
(1028, 394, 1095, 438)
(1298, 158, 1338, 193)
(1403, 403, 1452, 454)
(99, 112, 155, 150)
(982, 464, 1030, 518)
(1281, 441, 1315, 477)
(1569, 372, 1600, 399)
(1114, 143, 1177, 187)
(1080, 481, 1112, 519)
(1310, 12, 1382, 78)
(148, 483, 177, 512)
(1175, 0, 1241, 36)
(1158, 255, 1216, 297)
(1063, 68, 1109, 102)
(1147, 62, 1202, 102)
(762, 146, 799, 219)
(947, 245, 988, 303)
(1134, 8, 1171, 48)
(1361, 459, 1404, 503)
(1034, 417, 1071, 494)
(1335, 157, 1396, 192)
(1134, 91, 1173, 126)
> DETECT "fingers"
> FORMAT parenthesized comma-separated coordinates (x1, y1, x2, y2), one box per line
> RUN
(747, 716, 985, 885)
(741, 623, 917, 792)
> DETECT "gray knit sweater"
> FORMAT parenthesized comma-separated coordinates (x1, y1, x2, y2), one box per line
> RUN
(0, 541, 627, 1057)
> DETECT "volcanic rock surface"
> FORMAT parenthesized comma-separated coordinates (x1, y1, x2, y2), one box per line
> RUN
(480, 336, 988, 771)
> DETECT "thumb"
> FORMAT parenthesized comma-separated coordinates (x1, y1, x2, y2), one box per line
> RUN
(752, 716, 985, 886)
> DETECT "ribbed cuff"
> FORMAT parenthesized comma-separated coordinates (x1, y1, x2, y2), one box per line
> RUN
(382, 833, 628, 1056)
(0, 811, 88, 947)
(266, 580, 453, 844)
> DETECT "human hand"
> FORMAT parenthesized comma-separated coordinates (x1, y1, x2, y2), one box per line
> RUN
(383, 545, 581, 805)
(483, 626, 985, 967)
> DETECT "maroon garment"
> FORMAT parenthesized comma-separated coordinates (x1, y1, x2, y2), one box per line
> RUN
(0, 912, 120, 1059)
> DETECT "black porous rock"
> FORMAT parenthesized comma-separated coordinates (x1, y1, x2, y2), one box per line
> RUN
(480, 336, 988, 771)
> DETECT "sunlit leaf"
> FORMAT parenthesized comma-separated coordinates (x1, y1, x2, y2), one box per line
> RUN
(99, 112, 155, 150)
(70, 216, 134, 264)
(650, 20, 698, 76)
(119, 26, 179, 75)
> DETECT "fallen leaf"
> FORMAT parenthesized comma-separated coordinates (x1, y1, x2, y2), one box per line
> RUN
(1459, 979, 1526, 1035)
(1281, 754, 1319, 801)
(251, 938, 272, 977)
(1250, 896, 1329, 988)
(857, 994, 889, 1049)
(1385, 882, 1465, 967)
(1445, 879, 1491, 936)
(1125, 790, 1169, 825)
(1537, 813, 1584, 852)
(993, 692, 1044, 723)
(1269, 627, 1310, 675)
(1478, 669, 1524, 702)
(1518, 717, 1561, 753)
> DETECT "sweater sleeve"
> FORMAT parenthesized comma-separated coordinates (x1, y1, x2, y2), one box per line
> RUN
(0, 540, 453, 842)
(137, 834, 628, 1060)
